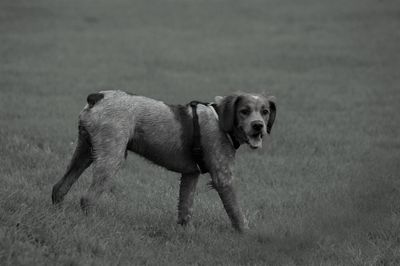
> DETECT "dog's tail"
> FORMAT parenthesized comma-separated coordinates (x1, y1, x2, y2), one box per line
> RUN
(87, 92, 104, 108)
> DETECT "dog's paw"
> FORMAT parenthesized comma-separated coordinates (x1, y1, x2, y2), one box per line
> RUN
(177, 219, 195, 233)
(51, 186, 64, 204)
(177, 215, 191, 226)
(80, 196, 93, 215)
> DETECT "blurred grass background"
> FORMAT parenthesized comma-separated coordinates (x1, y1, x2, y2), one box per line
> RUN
(1, 0, 400, 264)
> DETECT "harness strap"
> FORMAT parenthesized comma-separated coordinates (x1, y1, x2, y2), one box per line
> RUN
(189, 101, 209, 174)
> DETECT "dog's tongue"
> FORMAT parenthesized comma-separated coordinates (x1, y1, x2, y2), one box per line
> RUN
(248, 134, 262, 149)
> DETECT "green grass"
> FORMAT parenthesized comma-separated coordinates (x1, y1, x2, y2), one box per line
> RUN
(1, 0, 400, 264)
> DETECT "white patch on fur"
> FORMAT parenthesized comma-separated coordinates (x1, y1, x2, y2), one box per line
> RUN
(209, 105, 219, 120)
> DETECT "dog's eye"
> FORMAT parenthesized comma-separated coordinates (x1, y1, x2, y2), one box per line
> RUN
(240, 109, 250, 116)
(262, 109, 269, 115)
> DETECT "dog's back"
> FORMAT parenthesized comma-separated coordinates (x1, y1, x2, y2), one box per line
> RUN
(79, 90, 198, 173)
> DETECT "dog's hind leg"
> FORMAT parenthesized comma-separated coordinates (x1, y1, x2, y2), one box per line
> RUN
(52, 124, 93, 204)
(80, 134, 128, 213)
(177, 173, 200, 226)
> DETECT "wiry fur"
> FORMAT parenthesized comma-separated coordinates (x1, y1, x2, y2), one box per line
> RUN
(52, 90, 276, 232)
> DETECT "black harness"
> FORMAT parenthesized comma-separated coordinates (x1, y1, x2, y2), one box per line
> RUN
(189, 101, 240, 174)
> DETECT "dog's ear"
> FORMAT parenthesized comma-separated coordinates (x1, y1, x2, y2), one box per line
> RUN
(216, 95, 239, 132)
(267, 96, 276, 134)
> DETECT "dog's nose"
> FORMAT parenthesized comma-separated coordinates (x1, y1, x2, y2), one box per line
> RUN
(251, 121, 264, 131)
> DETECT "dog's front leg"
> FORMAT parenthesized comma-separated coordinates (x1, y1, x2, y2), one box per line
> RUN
(177, 173, 200, 226)
(211, 171, 247, 232)
(217, 184, 247, 232)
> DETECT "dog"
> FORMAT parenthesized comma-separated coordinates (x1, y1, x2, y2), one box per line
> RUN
(51, 91, 276, 232)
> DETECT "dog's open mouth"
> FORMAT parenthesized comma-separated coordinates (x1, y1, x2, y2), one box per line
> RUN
(247, 132, 263, 149)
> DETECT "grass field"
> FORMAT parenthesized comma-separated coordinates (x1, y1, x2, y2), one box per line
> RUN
(1, 0, 400, 265)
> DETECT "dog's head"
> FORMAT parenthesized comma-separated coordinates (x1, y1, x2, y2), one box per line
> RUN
(215, 93, 276, 149)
